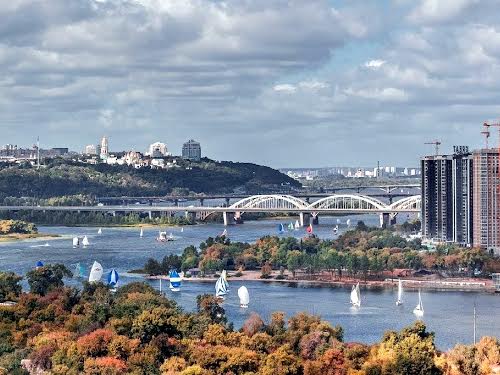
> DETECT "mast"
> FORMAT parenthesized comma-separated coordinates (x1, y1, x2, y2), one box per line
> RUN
(473, 303, 477, 345)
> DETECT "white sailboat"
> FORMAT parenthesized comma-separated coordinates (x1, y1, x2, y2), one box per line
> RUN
(413, 290, 424, 317)
(333, 225, 339, 234)
(221, 269, 229, 291)
(98, 228, 102, 235)
(350, 283, 361, 308)
(346, 219, 352, 227)
(72, 236, 79, 248)
(396, 279, 403, 306)
(140, 228, 144, 238)
(238, 286, 250, 308)
(180, 227, 184, 233)
(88, 261, 103, 283)
(294, 220, 300, 230)
(215, 272, 228, 298)
(82, 235, 90, 247)
(337, 218, 341, 224)
(221, 228, 228, 237)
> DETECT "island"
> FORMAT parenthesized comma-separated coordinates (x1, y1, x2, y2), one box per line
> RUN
(0, 220, 58, 243)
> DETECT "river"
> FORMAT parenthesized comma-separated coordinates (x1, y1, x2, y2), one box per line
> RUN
(0, 214, 498, 350)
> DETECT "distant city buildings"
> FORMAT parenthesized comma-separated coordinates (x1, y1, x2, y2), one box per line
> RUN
(84, 145, 97, 155)
(282, 166, 421, 181)
(182, 139, 202, 161)
(100, 136, 109, 160)
(147, 142, 169, 158)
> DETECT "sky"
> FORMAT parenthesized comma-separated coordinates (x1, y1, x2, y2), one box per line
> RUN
(1, 0, 500, 168)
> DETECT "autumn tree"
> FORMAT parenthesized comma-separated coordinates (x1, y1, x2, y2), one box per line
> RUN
(0, 271, 22, 302)
(26, 264, 72, 296)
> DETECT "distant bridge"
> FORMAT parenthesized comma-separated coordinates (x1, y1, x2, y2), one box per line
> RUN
(0, 194, 421, 227)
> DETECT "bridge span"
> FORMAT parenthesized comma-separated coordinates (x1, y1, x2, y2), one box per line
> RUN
(0, 194, 421, 227)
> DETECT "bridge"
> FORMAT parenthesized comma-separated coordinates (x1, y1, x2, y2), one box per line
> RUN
(0, 193, 421, 227)
(96, 184, 421, 206)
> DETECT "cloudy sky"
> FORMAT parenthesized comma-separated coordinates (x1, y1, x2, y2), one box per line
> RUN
(1, 0, 499, 167)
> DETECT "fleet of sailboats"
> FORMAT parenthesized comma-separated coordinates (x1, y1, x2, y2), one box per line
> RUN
(169, 270, 181, 292)
(413, 290, 424, 317)
(238, 286, 250, 308)
(396, 279, 403, 306)
(350, 283, 361, 308)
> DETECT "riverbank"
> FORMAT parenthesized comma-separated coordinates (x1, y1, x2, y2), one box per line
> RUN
(0, 233, 60, 243)
(145, 270, 496, 292)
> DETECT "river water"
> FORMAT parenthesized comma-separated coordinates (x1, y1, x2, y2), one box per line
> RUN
(0, 214, 498, 350)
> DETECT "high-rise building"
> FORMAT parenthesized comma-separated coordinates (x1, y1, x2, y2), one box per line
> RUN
(182, 139, 201, 161)
(421, 148, 473, 245)
(472, 148, 500, 253)
(100, 136, 109, 160)
(147, 142, 169, 158)
(84, 145, 97, 155)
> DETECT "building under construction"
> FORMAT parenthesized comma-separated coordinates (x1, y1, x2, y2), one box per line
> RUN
(472, 148, 500, 253)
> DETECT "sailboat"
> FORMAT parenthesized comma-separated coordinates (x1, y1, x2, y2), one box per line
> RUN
(72, 237, 79, 248)
(98, 228, 102, 235)
(215, 274, 228, 299)
(413, 290, 424, 317)
(157, 231, 168, 242)
(294, 220, 300, 230)
(169, 270, 181, 292)
(346, 219, 352, 227)
(35, 261, 44, 269)
(396, 279, 403, 306)
(288, 222, 294, 231)
(238, 286, 250, 308)
(74, 263, 85, 279)
(333, 225, 339, 234)
(88, 261, 103, 283)
(306, 223, 313, 234)
(221, 270, 230, 291)
(82, 236, 90, 247)
(180, 227, 184, 233)
(337, 218, 341, 224)
(140, 227, 144, 238)
(107, 269, 119, 291)
(167, 233, 175, 241)
(350, 283, 361, 308)
(277, 223, 285, 234)
(221, 228, 228, 237)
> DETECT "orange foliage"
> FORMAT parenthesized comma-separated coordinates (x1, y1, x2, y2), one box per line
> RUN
(83, 356, 127, 375)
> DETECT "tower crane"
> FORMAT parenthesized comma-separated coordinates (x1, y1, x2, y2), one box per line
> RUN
(424, 140, 441, 156)
(481, 123, 491, 148)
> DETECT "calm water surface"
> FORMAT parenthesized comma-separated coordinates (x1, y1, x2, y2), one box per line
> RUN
(0, 215, 498, 350)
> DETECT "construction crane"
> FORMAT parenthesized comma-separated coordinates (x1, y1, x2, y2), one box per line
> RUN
(424, 140, 441, 156)
(481, 123, 491, 148)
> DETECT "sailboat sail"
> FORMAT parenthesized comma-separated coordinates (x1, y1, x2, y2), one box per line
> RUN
(98, 228, 102, 234)
(413, 290, 424, 317)
(88, 261, 103, 283)
(288, 222, 294, 231)
(140, 228, 144, 237)
(396, 279, 403, 305)
(306, 224, 313, 234)
(221, 228, 228, 237)
(82, 236, 90, 247)
(169, 270, 181, 291)
(107, 269, 119, 286)
(75, 263, 85, 278)
(72, 237, 79, 247)
(277, 224, 285, 233)
(181, 227, 184, 233)
(221, 270, 229, 290)
(350, 283, 361, 307)
(215, 275, 228, 297)
(238, 286, 250, 307)
(294, 220, 300, 230)
(346, 219, 352, 227)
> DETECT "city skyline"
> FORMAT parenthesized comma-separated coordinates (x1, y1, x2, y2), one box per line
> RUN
(1, 1, 500, 167)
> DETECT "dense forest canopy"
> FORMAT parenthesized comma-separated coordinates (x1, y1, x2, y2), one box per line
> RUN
(0, 272, 499, 374)
(0, 158, 301, 203)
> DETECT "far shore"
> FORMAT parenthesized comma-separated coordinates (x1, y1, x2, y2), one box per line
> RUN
(143, 270, 497, 293)
(0, 233, 60, 243)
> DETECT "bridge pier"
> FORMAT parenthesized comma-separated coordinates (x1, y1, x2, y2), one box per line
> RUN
(379, 212, 396, 228)
(299, 213, 312, 227)
(148, 211, 152, 220)
(223, 212, 243, 226)
(311, 215, 319, 225)
(185, 211, 196, 222)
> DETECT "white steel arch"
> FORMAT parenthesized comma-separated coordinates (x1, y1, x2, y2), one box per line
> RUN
(229, 195, 308, 211)
(389, 195, 421, 211)
(306, 194, 387, 211)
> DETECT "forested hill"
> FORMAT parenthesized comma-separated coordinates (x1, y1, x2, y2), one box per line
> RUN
(0, 158, 301, 202)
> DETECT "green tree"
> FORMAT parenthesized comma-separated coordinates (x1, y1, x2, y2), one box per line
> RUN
(286, 250, 303, 278)
(0, 271, 22, 302)
(26, 264, 72, 295)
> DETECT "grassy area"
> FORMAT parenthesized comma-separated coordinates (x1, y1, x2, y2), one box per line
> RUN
(0, 233, 60, 243)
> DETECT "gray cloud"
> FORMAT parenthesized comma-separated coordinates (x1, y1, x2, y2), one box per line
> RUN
(0, 0, 499, 167)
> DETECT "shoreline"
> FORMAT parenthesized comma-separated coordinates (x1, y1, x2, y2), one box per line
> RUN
(0, 233, 60, 244)
(144, 270, 497, 293)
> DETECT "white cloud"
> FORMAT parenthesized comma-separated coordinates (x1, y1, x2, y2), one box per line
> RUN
(273, 84, 297, 93)
(364, 59, 386, 69)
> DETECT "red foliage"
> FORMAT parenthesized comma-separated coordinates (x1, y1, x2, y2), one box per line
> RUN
(77, 328, 114, 357)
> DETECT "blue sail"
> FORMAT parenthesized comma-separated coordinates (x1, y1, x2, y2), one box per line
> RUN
(36, 261, 44, 268)
(215, 275, 227, 297)
(107, 269, 119, 286)
(169, 270, 181, 290)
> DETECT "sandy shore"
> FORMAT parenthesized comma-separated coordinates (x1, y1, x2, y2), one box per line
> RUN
(145, 270, 496, 292)
(0, 233, 60, 244)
